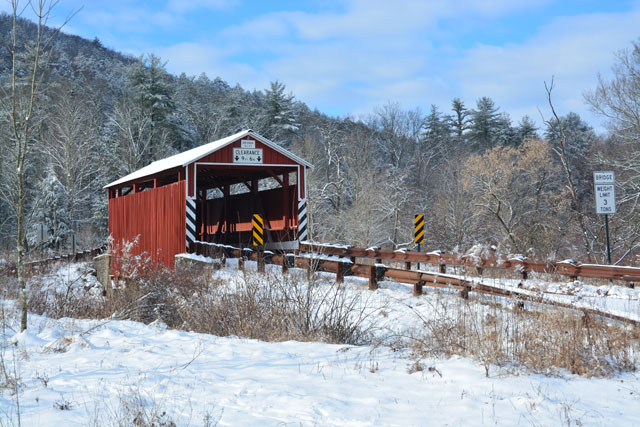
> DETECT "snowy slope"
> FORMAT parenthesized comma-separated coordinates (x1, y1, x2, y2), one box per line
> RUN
(1, 262, 639, 426)
(3, 314, 640, 426)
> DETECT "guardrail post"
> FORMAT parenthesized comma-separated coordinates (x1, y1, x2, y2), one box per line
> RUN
(413, 280, 424, 296)
(460, 283, 470, 299)
(257, 248, 265, 273)
(405, 261, 411, 271)
(368, 265, 378, 290)
(376, 265, 387, 283)
(336, 261, 345, 283)
(220, 246, 227, 267)
(439, 264, 446, 274)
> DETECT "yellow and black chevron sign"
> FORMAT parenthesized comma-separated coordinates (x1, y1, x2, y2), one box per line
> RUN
(252, 214, 264, 246)
(414, 214, 424, 244)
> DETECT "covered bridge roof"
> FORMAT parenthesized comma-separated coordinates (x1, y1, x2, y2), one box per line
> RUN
(104, 129, 312, 189)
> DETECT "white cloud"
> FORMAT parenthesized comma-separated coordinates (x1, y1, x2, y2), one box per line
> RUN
(57, 0, 639, 128)
(166, 0, 239, 14)
(193, 0, 566, 116)
(158, 42, 269, 90)
(454, 8, 640, 128)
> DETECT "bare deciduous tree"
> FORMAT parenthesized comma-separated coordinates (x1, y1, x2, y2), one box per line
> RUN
(0, 0, 73, 331)
(543, 79, 597, 261)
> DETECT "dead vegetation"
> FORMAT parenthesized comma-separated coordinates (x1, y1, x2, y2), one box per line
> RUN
(24, 253, 381, 346)
(402, 293, 639, 377)
(9, 249, 639, 377)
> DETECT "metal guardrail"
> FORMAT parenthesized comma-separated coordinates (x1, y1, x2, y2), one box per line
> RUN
(22, 246, 107, 273)
(298, 243, 640, 284)
(188, 241, 639, 326)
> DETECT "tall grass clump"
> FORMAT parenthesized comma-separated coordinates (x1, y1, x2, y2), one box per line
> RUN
(406, 293, 639, 377)
(26, 251, 381, 346)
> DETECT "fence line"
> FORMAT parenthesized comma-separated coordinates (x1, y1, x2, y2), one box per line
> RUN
(189, 240, 639, 326)
(21, 246, 106, 273)
(298, 242, 640, 284)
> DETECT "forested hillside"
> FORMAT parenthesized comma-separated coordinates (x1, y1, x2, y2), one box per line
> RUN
(1, 14, 638, 264)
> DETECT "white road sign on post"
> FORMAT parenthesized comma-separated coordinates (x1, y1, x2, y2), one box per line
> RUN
(593, 171, 615, 214)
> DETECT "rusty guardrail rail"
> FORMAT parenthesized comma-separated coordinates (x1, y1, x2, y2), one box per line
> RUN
(299, 242, 640, 284)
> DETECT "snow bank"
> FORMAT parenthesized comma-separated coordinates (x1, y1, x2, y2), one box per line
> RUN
(2, 313, 639, 426)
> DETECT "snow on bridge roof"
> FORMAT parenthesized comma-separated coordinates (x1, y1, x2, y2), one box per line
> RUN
(104, 129, 312, 189)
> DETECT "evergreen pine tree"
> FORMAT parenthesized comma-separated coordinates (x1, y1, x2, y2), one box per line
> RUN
(264, 80, 300, 145)
(448, 98, 471, 151)
(515, 115, 539, 144)
(469, 96, 502, 151)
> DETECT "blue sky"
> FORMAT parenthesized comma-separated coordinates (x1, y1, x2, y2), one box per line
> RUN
(6, 0, 640, 129)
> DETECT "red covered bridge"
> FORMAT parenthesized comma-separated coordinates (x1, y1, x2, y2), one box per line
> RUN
(105, 130, 312, 267)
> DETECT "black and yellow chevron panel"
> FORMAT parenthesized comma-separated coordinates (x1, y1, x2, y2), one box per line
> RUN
(252, 214, 264, 246)
(414, 214, 424, 244)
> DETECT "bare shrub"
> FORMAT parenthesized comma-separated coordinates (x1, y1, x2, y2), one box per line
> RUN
(407, 293, 639, 377)
(174, 269, 380, 345)
(26, 251, 380, 346)
(88, 387, 179, 427)
(0, 255, 19, 300)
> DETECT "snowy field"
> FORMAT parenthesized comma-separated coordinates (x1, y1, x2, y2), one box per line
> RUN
(1, 260, 639, 426)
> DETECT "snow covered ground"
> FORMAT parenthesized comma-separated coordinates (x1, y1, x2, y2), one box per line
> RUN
(1, 261, 639, 426)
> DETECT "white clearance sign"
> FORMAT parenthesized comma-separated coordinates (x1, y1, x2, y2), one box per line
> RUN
(233, 147, 263, 164)
(593, 171, 615, 214)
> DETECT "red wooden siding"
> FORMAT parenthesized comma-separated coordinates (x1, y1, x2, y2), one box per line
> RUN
(108, 181, 185, 267)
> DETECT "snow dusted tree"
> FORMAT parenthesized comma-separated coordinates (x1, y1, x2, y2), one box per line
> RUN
(543, 80, 598, 261)
(462, 139, 569, 256)
(129, 54, 174, 126)
(544, 111, 596, 201)
(264, 80, 299, 145)
(585, 39, 640, 263)
(515, 115, 539, 144)
(30, 166, 68, 252)
(423, 104, 449, 154)
(173, 73, 231, 147)
(449, 98, 471, 151)
(105, 56, 179, 177)
(413, 105, 447, 185)
(126, 54, 181, 152)
(0, 0, 73, 331)
(370, 101, 417, 169)
(378, 170, 413, 248)
(105, 92, 167, 177)
(493, 113, 517, 146)
(37, 84, 100, 244)
(469, 96, 502, 151)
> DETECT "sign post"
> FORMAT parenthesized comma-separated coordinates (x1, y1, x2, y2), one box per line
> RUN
(593, 171, 615, 264)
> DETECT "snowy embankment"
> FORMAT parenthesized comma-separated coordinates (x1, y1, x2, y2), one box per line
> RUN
(1, 261, 639, 425)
